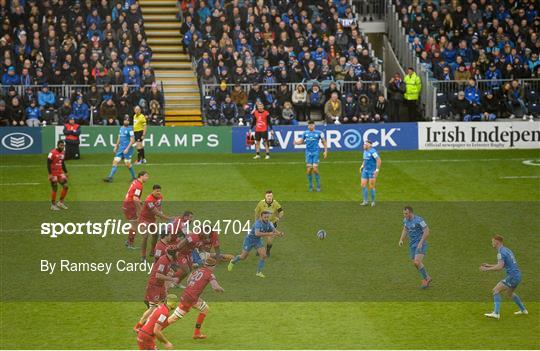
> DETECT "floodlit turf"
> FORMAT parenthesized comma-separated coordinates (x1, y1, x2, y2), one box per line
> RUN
(1, 149, 539, 349)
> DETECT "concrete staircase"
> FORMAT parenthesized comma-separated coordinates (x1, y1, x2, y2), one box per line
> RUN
(139, 0, 202, 126)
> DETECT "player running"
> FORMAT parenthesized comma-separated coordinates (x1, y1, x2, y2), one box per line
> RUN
(254, 190, 283, 257)
(480, 235, 528, 320)
(47, 140, 69, 211)
(168, 257, 224, 339)
(294, 121, 328, 192)
(227, 211, 284, 278)
(123, 171, 149, 249)
(399, 206, 432, 289)
(139, 184, 170, 262)
(360, 140, 381, 206)
(135, 246, 179, 332)
(136, 293, 177, 350)
(103, 117, 136, 182)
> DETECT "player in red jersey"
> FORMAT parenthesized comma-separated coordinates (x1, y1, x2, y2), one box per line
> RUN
(47, 140, 69, 211)
(250, 102, 274, 159)
(123, 171, 149, 249)
(135, 245, 179, 332)
(153, 231, 173, 262)
(199, 230, 234, 263)
(168, 257, 224, 339)
(138, 184, 170, 262)
(173, 231, 210, 284)
(136, 293, 177, 350)
(168, 210, 194, 245)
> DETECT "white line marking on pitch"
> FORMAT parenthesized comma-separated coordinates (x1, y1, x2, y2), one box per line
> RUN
(0, 158, 529, 168)
(523, 159, 540, 166)
(500, 176, 540, 179)
(0, 182, 41, 185)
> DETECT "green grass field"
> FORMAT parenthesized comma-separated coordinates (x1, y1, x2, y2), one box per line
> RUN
(1, 149, 539, 349)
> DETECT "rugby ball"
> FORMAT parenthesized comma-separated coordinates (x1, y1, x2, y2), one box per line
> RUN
(317, 230, 327, 240)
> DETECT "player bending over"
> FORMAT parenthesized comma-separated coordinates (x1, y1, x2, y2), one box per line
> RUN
(135, 246, 179, 332)
(47, 140, 69, 211)
(168, 257, 224, 339)
(360, 140, 381, 206)
(104, 117, 136, 182)
(228, 210, 284, 278)
(399, 206, 432, 289)
(123, 171, 149, 249)
(136, 293, 178, 350)
(294, 121, 327, 192)
(138, 184, 170, 262)
(480, 235, 528, 320)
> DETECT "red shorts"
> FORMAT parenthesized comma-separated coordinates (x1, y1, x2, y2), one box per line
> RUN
(49, 173, 67, 184)
(179, 294, 199, 312)
(144, 284, 166, 304)
(137, 331, 156, 350)
(123, 203, 137, 221)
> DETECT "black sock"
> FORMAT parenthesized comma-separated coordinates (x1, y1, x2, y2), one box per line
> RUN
(141, 148, 145, 160)
(137, 149, 142, 161)
(266, 244, 272, 255)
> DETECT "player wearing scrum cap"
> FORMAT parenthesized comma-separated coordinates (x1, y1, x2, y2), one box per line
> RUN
(136, 293, 178, 350)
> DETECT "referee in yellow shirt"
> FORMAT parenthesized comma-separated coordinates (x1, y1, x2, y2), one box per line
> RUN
(254, 190, 283, 257)
(133, 105, 147, 164)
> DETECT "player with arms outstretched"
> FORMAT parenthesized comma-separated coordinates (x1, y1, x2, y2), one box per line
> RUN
(399, 206, 432, 289)
(47, 140, 69, 211)
(480, 234, 528, 319)
(227, 211, 284, 278)
(123, 171, 149, 249)
(136, 293, 177, 350)
(294, 120, 328, 192)
(139, 184, 170, 262)
(104, 117, 136, 182)
(360, 140, 381, 206)
(168, 257, 224, 339)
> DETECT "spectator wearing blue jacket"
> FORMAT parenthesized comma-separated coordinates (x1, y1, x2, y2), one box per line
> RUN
(71, 95, 90, 124)
(2, 66, 19, 86)
(464, 79, 482, 121)
(122, 57, 141, 78)
(37, 84, 56, 108)
(25, 100, 41, 127)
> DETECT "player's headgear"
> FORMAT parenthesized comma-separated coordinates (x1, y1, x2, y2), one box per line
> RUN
(165, 294, 178, 310)
(204, 257, 217, 267)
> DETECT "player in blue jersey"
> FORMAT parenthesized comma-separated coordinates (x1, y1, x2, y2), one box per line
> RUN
(103, 117, 136, 182)
(480, 234, 528, 319)
(399, 206, 432, 289)
(360, 140, 381, 206)
(294, 121, 328, 192)
(227, 211, 284, 278)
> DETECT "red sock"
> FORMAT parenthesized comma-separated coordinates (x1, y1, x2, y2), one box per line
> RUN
(51, 191, 57, 204)
(194, 312, 206, 334)
(60, 188, 68, 201)
(128, 228, 136, 245)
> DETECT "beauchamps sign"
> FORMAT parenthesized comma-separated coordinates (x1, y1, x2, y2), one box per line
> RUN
(43, 126, 231, 153)
(418, 122, 540, 149)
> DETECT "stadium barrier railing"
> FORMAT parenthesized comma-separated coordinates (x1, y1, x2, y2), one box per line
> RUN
(4, 83, 165, 126)
(431, 78, 540, 118)
(386, 2, 435, 120)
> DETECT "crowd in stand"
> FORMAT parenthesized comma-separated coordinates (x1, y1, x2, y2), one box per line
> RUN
(0, 0, 164, 127)
(395, 0, 540, 120)
(178, 0, 385, 125)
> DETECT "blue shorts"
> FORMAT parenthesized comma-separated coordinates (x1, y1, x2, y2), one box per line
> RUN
(501, 275, 521, 289)
(115, 147, 134, 160)
(409, 243, 428, 259)
(361, 169, 376, 179)
(243, 235, 264, 252)
(305, 151, 320, 165)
